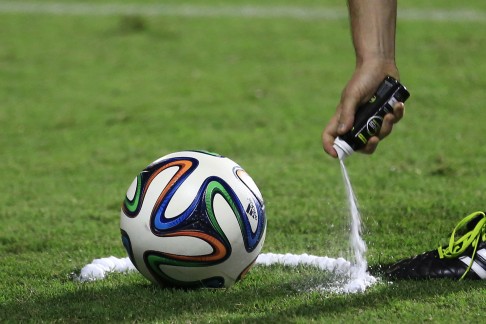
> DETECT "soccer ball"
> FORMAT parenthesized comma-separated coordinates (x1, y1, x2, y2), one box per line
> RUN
(120, 150, 266, 288)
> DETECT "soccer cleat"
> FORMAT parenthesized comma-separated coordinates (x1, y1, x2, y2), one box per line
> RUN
(385, 211, 486, 280)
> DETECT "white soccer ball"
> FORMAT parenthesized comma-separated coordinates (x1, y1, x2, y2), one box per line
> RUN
(120, 151, 266, 288)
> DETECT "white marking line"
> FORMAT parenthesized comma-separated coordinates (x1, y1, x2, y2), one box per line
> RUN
(0, 2, 485, 22)
(78, 253, 377, 293)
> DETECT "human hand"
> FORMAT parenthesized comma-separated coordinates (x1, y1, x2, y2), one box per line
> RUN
(322, 60, 404, 158)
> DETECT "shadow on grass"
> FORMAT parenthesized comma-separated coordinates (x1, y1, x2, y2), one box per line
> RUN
(3, 271, 295, 322)
(2, 270, 483, 322)
(255, 279, 482, 321)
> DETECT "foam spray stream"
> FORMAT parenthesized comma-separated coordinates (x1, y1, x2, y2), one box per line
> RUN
(339, 159, 368, 280)
(330, 77, 409, 290)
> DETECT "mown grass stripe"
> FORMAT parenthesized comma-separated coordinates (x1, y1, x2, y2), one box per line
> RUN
(0, 2, 485, 22)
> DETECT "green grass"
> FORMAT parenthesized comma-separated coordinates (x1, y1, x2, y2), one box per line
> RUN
(2, 0, 486, 322)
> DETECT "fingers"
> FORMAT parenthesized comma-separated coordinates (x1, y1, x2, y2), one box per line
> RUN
(322, 114, 340, 158)
(323, 102, 405, 158)
(337, 92, 360, 135)
(323, 97, 355, 158)
(378, 113, 395, 139)
(392, 102, 405, 123)
(377, 102, 404, 140)
(360, 102, 405, 154)
(323, 91, 361, 158)
(360, 136, 380, 154)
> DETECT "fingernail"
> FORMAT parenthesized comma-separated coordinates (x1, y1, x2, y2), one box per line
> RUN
(338, 123, 345, 132)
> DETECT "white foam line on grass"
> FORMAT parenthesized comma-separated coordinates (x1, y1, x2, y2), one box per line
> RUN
(0, 2, 485, 22)
(256, 253, 377, 293)
(77, 256, 137, 282)
(77, 253, 377, 293)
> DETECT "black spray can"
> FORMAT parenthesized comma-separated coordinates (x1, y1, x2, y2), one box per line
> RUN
(333, 76, 410, 159)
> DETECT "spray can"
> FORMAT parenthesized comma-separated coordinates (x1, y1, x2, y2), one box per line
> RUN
(333, 76, 410, 160)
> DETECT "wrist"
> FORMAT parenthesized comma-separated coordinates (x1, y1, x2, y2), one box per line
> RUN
(355, 57, 399, 79)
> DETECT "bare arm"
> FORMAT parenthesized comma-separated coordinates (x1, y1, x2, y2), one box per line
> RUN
(323, 0, 404, 158)
(350, 0, 397, 67)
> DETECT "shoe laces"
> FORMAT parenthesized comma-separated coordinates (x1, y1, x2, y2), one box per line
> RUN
(438, 211, 486, 280)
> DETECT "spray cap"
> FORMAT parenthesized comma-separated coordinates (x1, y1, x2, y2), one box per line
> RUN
(333, 137, 354, 160)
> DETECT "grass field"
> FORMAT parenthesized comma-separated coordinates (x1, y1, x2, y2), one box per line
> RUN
(2, 0, 486, 322)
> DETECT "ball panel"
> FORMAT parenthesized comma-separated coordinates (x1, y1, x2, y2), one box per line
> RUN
(237, 257, 258, 281)
(157, 231, 228, 262)
(144, 251, 226, 288)
(125, 176, 139, 202)
(204, 177, 264, 252)
(122, 157, 198, 218)
(120, 229, 137, 270)
(235, 168, 264, 205)
(148, 234, 214, 256)
(212, 193, 242, 249)
(123, 175, 141, 215)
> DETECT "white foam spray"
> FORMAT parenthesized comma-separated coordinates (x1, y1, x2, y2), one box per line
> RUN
(75, 256, 137, 282)
(337, 158, 375, 290)
(76, 252, 376, 293)
(255, 253, 376, 293)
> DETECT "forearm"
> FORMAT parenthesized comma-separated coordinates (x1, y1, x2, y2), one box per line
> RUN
(347, 0, 397, 67)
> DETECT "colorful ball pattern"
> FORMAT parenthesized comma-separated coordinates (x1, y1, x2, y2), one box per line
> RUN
(120, 151, 266, 288)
